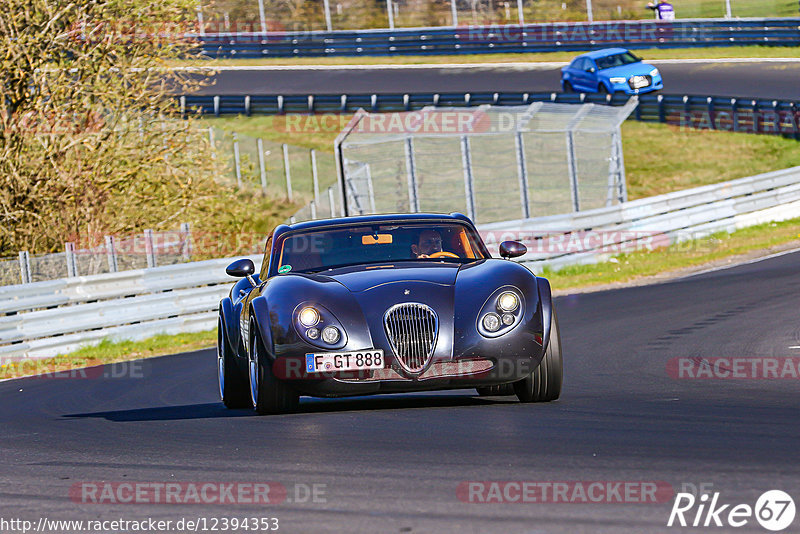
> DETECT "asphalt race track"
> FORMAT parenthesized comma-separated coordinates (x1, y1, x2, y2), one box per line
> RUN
(2, 250, 799, 533)
(199, 60, 800, 101)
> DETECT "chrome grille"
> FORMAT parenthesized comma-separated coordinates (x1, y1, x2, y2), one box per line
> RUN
(383, 303, 438, 374)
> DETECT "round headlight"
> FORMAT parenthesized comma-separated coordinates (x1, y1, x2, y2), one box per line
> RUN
(306, 327, 320, 339)
(321, 326, 340, 344)
(502, 313, 515, 326)
(299, 307, 320, 327)
(482, 313, 501, 332)
(497, 292, 519, 313)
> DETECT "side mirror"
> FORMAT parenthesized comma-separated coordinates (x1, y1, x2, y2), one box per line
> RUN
(226, 258, 255, 278)
(588, 67, 596, 73)
(499, 241, 527, 259)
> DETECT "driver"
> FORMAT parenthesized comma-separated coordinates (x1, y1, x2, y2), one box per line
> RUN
(411, 229, 443, 258)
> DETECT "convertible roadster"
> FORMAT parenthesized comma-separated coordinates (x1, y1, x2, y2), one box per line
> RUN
(217, 213, 562, 414)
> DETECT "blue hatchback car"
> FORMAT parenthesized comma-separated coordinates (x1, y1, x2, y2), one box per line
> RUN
(561, 48, 663, 95)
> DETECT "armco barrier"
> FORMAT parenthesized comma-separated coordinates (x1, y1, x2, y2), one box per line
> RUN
(180, 92, 800, 139)
(0, 255, 260, 361)
(480, 166, 800, 271)
(196, 18, 800, 58)
(2, 166, 799, 361)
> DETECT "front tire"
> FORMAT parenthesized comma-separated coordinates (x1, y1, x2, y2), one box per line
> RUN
(249, 318, 299, 415)
(218, 318, 251, 409)
(514, 307, 563, 403)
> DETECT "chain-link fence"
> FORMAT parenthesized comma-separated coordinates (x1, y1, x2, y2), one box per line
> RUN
(198, 0, 797, 33)
(208, 127, 338, 204)
(329, 100, 636, 225)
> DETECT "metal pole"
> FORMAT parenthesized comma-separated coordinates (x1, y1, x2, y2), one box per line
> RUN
(615, 130, 628, 203)
(311, 149, 320, 205)
(283, 143, 293, 202)
(566, 131, 580, 212)
(365, 163, 376, 214)
(65, 242, 77, 277)
(105, 235, 118, 273)
(208, 127, 215, 160)
(586, 0, 593, 23)
(450, 0, 458, 26)
(180, 222, 192, 261)
(387, 0, 395, 29)
(18, 251, 31, 284)
(196, 6, 205, 36)
(144, 229, 156, 269)
(514, 131, 531, 219)
(404, 137, 419, 212)
(310, 200, 317, 220)
(725, 0, 732, 18)
(517, 0, 524, 25)
(257, 138, 267, 192)
(328, 187, 336, 218)
(460, 136, 476, 221)
(233, 132, 242, 187)
(258, 0, 267, 33)
(323, 0, 332, 31)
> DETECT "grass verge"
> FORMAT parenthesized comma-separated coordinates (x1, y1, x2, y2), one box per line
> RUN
(175, 46, 800, 68)
(3, 217, 799, 380)
(0, 331, 216, 381)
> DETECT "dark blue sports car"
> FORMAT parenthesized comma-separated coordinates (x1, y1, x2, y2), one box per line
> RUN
(561, 48, 663, 95)
(217, 213, 562, 414)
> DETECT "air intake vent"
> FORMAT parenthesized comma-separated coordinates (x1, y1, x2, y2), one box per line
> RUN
(383, 303, 438, 375)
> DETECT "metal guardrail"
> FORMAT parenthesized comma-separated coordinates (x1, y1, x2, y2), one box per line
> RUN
(196, 18, 800, 58)
(0, 255, 260, 360)
(480, 166, 800, 270)
(3, 166, 799, 361)
(181, 92, 800, 140)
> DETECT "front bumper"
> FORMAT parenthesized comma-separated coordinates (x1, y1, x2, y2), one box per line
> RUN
(611, 74, 664, 95)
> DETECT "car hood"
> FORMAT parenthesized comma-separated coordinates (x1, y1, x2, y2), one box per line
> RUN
(599, 62, 655, 78)
(314, 262, 461, 293)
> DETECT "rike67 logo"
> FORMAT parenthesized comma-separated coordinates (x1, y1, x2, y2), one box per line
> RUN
(668, 490, 796, 531)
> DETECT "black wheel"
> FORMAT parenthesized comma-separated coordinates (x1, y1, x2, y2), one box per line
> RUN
(563, 81, 574, 93)
(249, 318, 299, 415)
(218, 318, 251, 409)
(514, 307, 563, 403)
(476, 384, 516, 396)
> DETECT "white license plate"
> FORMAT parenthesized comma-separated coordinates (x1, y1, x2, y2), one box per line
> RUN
(305, 350, 385, 373)
(632, 76, 650, 89)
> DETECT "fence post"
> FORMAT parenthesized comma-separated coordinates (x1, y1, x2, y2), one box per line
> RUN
(105, 235, 118, 273)
(328, 187, 336, 219)
(257, 138, 268, 192)
(311, 149, 320, 206)
(19, 251, 31, 284)
(196, 6, 205, 36)
(213, 95, 220, 117)
(585, 0, 593, 23)
(450, 0, 458, 26)
(65, 242, 77, 277)
(144, 229, 156, 269)
(566, 131, 581, 212)
(208, 127, 216, 160)
(404, 137, 419, 212)
(258, 0, 267, 33)
(310, 200, 317, 220)
(283, 143, 293, 201)
(514, 131, 531, 219)
(386, 0, 395, 29)
(517, 0, 524, 25)
(366, 163, 376, 213)
(232, 132, 242, 187)
(323, 0, 332, 31)
(180, 222, 192, 261)
(460, 135, 476, 221)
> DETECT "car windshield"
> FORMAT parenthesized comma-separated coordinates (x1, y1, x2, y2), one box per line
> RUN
(275, 222, 488, 274)
(595, 52, 641, 70)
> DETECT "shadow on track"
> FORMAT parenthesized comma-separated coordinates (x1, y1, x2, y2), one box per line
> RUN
(63, 393, 519, 422)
